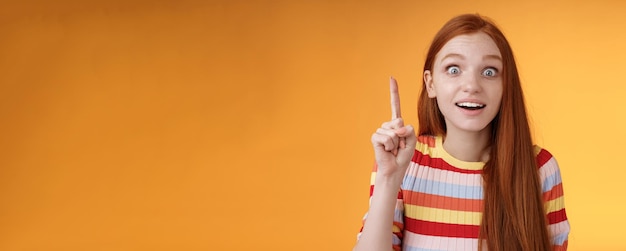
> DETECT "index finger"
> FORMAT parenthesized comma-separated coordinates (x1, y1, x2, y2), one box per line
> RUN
(390, 77, 402, 119)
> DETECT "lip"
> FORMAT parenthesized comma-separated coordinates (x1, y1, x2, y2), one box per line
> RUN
(455, 99, 486, 106)
(455, 99, 486, 116)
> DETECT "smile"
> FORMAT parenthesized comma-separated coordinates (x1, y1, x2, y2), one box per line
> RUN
(456, 102, 486, 110)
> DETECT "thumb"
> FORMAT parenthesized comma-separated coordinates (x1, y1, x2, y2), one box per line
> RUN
(400, 125, 417, 148)
(394, 125, 417, 146)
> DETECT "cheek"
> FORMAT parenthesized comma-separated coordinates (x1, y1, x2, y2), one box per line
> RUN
(432, 80, 456, 98)
(489, 89, 504, 112)
(493, 85, 504, 103)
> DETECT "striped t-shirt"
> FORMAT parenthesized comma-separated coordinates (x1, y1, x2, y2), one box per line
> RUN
(359, 135, 570, 251)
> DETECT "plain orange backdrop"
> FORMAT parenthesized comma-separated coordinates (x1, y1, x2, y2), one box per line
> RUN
(1, 0, 625, 250)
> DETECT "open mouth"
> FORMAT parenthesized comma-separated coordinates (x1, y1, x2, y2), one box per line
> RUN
(455, 102, 485, 110)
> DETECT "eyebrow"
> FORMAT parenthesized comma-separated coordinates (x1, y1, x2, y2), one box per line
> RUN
(483, 54, 502, 61)
(440, 53, 502, 62)
(441, 53, 464, 61)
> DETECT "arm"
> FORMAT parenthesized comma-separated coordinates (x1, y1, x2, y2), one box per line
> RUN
(355, 164, 406, 251)
(354, 78, 416, 251)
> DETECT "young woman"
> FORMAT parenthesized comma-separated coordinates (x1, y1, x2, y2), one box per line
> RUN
(354, 14, 570, 251)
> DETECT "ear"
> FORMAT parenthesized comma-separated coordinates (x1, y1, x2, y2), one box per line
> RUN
(423, 70, 436, 98)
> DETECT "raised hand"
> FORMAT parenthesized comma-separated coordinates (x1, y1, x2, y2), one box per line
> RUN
(370, 77, 417, 179)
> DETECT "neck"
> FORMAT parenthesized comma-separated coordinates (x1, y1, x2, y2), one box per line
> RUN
(442, 127, 492, 162)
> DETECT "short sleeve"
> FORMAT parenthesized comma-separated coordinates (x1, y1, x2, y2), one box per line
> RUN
(536, 148, 570, 250)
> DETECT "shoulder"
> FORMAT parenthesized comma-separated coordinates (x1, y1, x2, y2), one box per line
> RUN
(534, 145, 555, 168)
(414, 134, 437, 158)
(409, 135, 436, 163)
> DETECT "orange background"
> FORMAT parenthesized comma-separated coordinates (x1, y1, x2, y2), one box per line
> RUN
(0, 0, 624, 250)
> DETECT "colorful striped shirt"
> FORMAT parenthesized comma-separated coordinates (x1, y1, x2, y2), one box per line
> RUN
(358, 135, 570, 250)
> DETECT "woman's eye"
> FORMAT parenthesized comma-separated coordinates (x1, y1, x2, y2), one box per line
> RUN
(446, 66, 460, 75)
(482, 68, 498, 77)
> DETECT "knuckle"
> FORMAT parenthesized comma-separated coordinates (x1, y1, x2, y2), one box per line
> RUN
(371, 133, 382, 142)
(385, 136, 398, 147)
(378, 134, 388, 142)
(393, 118, 404, 126)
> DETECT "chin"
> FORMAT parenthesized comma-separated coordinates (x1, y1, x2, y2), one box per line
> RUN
(452, 123, 493, 134)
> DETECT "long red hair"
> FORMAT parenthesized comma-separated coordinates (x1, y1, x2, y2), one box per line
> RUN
(418, 14, 551, 251)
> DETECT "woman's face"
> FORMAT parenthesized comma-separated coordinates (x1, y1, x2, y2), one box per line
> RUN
(424, 32, 503, 136)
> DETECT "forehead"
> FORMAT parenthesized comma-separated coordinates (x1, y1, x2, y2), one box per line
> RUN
(435, 32, 501, 60)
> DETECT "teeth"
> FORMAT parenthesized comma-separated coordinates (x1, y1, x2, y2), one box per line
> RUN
(456, 102, 485, 108)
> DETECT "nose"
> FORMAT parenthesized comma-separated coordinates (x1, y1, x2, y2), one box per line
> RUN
(462, 73, 481, 94)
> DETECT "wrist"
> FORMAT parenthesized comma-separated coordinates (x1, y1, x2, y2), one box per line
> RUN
(375, 166, 405, 184)
(373, 173, 403, 193)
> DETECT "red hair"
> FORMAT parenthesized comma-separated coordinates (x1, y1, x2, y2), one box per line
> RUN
(418, 14, 552, 251)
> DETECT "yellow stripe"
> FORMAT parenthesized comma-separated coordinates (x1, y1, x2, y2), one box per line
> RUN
(545, 196, 565, 213)
(392, 225, 402, 233)
(533, 145, 542, 155)
(370, 172, 376, 185)
(431, 136, 485, 170)
(404, 204, 482, 225)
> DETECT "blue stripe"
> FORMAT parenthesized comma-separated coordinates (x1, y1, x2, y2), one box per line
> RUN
(553, 231, 569, 245)
(542, 169, 562, 193)
(394, 208, 404, 222)
(392, 234, 401, 246)
(402, 177, 483, 199)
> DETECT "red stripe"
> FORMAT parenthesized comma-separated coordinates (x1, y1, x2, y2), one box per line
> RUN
(547, 208, 568, 224)
(536, 148, 553, 168)
(404, 218, 480, 238)
(417, 135, 436, 147)
(543, 183, 564, 201)
(412, 146, 553, 173)
(554, 240, 568, 251)
(402, 190, 483, 212)
(412, 151, 483, 174)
